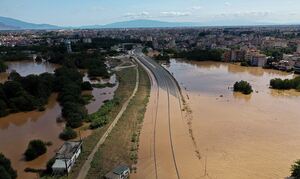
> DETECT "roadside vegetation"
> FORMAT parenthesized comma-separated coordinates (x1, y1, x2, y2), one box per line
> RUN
(86, 65, 150, 178)
(67, 67, 137, 178)
(233, 80, 253, 95)
(270, 76, 300, 91)
(24, 140, 47, 161)
(0, 153, 17, 179)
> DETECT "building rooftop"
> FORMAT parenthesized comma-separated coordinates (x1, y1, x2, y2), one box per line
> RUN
(55, 141, 82, 159)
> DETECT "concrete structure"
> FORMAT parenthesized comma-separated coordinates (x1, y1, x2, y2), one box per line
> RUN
(294, 62, 300, 74)
(250, 54, 267, 67)
(105, 165, 130, 179)
(52, 141, 83, 174)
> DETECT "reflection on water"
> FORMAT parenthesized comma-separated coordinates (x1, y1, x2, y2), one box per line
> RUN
(0, 60, 60, 83)
(164, 59, 300, 179)
(84, 74, 118, 114)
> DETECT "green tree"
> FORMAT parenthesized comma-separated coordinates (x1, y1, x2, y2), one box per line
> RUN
(0, 153, 17, 179)
(291, 160, 300, 178)
(24, 140, 47, 161)
(59, 127, 77, 140)
(233, 80, 253, 95)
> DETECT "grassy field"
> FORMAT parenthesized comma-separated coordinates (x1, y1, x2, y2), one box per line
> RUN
(67, 66, 138, 179)
(85, 65, 150, 178)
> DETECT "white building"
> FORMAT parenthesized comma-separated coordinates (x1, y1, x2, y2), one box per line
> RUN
(52, 141, 82, 174)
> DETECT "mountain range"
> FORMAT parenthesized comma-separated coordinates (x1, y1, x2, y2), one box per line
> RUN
(0, 16, 295, 30)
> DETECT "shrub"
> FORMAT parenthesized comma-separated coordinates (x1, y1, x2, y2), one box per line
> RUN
(291, 160, 300, 178)
(24, 140, 47, 161)
(90, 116, 108, 129)
(59, 127, 77, 140)
(233, 80, 253, 95)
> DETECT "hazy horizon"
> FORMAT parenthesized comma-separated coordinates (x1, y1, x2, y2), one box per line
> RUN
(1, 0, 300, 26)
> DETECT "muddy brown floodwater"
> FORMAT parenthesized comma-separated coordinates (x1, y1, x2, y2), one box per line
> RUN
(163, 59, 300, 179)
(0, 61, 117, 179)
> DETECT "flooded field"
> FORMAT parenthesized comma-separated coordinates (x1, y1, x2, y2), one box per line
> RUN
(0, 61, 117, 178)
(0, 60, 60, 82)
(164, 59, 300, 179)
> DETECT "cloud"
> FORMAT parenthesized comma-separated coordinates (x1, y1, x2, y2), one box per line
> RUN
(123, 11, 151, 19)
(160, 11, 191, 17)
(192, 6, 203, 10)
(224, 1, 231, 6)
(214, 11, 272, 19)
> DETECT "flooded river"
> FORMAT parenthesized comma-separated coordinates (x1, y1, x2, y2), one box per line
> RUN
(164, 59, 300, 179)
(0, 61, 117, 178)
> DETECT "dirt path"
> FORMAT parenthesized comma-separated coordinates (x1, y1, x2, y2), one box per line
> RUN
(76, 66, 139, 179)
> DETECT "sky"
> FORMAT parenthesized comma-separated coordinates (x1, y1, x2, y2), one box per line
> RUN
(0, 0, 300, 26)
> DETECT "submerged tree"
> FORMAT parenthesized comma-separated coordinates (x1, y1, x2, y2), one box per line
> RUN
(233, 80, 253, 95)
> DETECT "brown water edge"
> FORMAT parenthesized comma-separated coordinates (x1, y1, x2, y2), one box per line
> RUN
(0, 60, 60, 83)
(164, 59, 300, 179)
(0, 93, 64, 179)
(0, 60, 118, 178)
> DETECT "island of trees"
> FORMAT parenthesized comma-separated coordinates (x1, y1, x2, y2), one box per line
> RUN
(233, 80, 253, 95)
(270, 76, 300, 91)
(24, 140, 47, 161)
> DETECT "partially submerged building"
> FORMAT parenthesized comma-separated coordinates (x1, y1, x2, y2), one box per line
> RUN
(105, 165, 130, 179)
(52, 140, 83, 175)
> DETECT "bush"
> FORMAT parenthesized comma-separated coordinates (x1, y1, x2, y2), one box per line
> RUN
(90, 116, 108, 129)
(291, 160, 300, 178)
(0, 153, 17, 179)
(59, 127, 77, 140)
(233, 80, 253, 95)
(24, 140, 47, 161)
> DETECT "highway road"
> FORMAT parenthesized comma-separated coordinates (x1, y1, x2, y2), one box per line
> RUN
(132, 50, 202, 179)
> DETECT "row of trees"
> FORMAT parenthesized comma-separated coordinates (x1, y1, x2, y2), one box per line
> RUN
(55, 67, 88, 128)
(270, 76, 300, 91)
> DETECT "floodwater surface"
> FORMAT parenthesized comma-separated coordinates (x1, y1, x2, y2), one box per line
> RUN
(164, 59, 300, 179)
(0, 61, 117, 178)
(0, 60, 60, 82)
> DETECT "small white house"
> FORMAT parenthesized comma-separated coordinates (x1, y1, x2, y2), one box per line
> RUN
(105, 165, 130, 179)
(52, 141, 82, 174)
